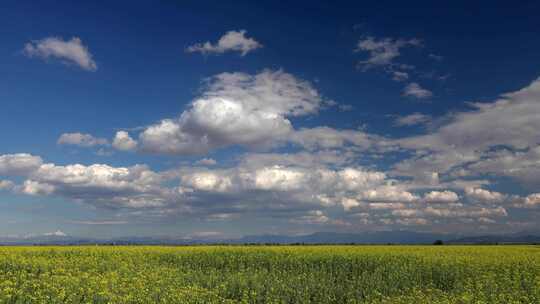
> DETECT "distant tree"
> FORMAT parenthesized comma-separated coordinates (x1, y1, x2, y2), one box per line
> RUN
(433, 240, 444, 245)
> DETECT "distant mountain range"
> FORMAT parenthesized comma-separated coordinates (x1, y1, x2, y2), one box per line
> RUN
(1, 230, 538, 245)
(446, 232, 540, 244)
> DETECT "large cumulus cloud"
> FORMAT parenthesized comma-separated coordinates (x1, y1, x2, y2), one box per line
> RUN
(137, 70, 328, 154)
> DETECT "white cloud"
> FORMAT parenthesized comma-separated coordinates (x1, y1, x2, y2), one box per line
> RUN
(424, 206, 507, 218)
(179, 163, 410, 215)
(423, 190, 459, 203)
(355, 36, 421, 70)
(186, 30, 262, 56)
(181, 171, 233, 193)
(0, 180, 14, 191)
(341, 198, 363, 211)
(112, 131, 137, 151)
(0, 151, 529, 230)
(290, 210, 329, 224)
(289, 127, 376, 151)
(69, 220, 128, 225)
(361, 186, 418, 202)
(464, 188, 506, 204)
(401, 78, 540, 152)
(396, 218, 428, 226)
(391, 71, 409, 82)
(394, 113, 432, 126)
(19, 162, 167, 208)
(43, 230, 67, 237)
(241, 150, 355, 168)
(478, 217, 496, 224)
(4, 75, 540, 231)
(524, 193, 540, 207)
(139, 70, 326, 155)
(196, 158, 217, 166)
(392, 209, 422, 217)
(20, 180, 55, 196)
(24, 37, 97, 71)
(402, 83, 433, 99)
(395, 77, 540, 188)
(468, 146, 540, 188)
(0, 154, 43, 176)
(368, 202, 406, 210)
(58, 133, 108, 147)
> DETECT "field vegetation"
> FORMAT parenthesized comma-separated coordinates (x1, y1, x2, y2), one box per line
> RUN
(0, 245, 538, 303)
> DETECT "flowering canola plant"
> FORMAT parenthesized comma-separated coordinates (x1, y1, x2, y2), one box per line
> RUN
(0, 245, 538, 303)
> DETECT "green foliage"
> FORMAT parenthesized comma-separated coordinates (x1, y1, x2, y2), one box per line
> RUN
(0, 245, 537, 303)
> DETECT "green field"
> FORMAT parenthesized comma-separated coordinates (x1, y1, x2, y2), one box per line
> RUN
(0, 246, 538, 303)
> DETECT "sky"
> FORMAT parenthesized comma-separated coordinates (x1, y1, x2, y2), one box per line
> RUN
(1, 0, 540, 239)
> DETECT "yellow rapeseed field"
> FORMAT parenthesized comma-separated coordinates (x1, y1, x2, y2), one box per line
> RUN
(0, 245, 538, 303)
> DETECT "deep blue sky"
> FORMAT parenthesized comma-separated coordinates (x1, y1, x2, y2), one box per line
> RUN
(1, 0, 539, 238)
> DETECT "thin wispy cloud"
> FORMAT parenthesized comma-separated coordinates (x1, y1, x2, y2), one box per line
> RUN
(57, 133, 108, 147)
(23, 37, 97, 71)
(186, 30, 262, 56)
(68, 220, 129, 225)
(393, 113, 432, 126)
(355, 36, 422, 70)
(402, 82, 433, 99)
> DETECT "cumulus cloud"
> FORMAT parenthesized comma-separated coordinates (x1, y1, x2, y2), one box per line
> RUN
(464, 188, 506, 204)
(355, 36, 421, 70)
(20, 180, 55, 196)
(0, 154, 43, 176)
(524, 193, 540, 207)
(0, 151, 526, 231)
(5, 73, 540, 232)
(423, 190, 459, 203)
(112, 131, 137, 151)
(178, 163, 418, 216)
(139, 70, 327, 155)
(14, 161, 167, 208)
(424, 206, 507, 218)
(58, 133, 108, 147)
(402, 83, 433, 99)
(186, 30, 262, 56)
(368, 202, 406, 210)
(23, 37, 97, 71)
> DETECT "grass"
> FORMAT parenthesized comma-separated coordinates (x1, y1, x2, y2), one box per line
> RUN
(0, 245, 537, 303)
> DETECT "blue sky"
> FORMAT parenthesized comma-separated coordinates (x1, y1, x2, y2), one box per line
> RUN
(1, 0, 540, 239)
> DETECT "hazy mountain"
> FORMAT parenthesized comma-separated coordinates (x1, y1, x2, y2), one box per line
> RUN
(1, 230, 538, 245)
(235, 231, 458, 244)
(447, 232, 540, 244)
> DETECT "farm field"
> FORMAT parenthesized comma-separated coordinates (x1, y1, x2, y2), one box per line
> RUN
(0, 245, 538, 303)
